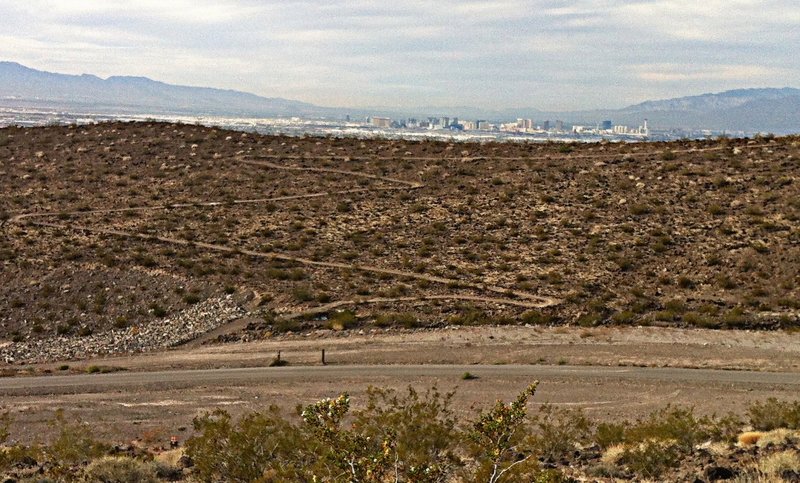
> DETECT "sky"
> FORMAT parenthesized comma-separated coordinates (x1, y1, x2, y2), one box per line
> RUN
(0, 0, 798, 111)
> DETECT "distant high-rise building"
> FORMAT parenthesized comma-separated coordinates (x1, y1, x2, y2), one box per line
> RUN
(542, 120, 550, 131)
(371, 117, 392, 128)
(477, 120, 491, 130)
(524, 119, 533, 129)
(555, 120, 564, 132)
(601, 120, 613, 130)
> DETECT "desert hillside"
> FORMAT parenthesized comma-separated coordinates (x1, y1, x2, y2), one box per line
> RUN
(1, 122, 798, 362)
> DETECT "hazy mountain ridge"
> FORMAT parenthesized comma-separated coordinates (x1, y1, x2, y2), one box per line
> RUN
(624, 88, 800, 112)
(0, 61, 330, 117)
(1, 61, 799, 132)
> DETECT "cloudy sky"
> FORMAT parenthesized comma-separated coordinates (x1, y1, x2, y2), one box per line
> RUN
(1, 0, 798, 110)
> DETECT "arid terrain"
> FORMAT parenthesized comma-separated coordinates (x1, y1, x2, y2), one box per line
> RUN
(1, 122, 798, 363)
(1, 123, 799, 481)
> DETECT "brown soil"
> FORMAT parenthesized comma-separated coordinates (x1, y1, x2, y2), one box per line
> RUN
(1, 122, 798, 351)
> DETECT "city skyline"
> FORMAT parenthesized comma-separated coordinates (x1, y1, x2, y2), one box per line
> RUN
(0, 1, 798, 111)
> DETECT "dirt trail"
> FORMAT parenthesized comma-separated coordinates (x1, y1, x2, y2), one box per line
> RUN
(246, 143, 773, 163)
(8, 157, 559, 333)
(28, 220, 558, 307)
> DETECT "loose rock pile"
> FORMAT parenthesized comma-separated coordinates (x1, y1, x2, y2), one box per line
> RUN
(0, 296, 244, 363)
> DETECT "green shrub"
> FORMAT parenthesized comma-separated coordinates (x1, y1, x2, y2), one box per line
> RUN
(327, 310, 357, 330)
(623, 406, 716, 452)
(375, 312, 420, 328)
(467, 382, 542, 482)
(186, 407, 311, 482)
(528, 405, 592, 461)
(352, 386, 461, 480)
(44, 411, 108, 465)
(522, 310, 553, 325)
(150, 304, 167, 318)
(748, 398, 800, 430)
(594, 421, 626, 449)
(620, 439, 681, 479)
(448, 309, 491, 326)
(292, 286, 314, 302)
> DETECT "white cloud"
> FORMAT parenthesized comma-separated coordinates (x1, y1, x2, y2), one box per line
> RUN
(0, 0, 798, 110)
(633, 64, 794, 82)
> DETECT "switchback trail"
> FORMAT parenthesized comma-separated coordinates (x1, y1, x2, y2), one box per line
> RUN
(8, 156, 560, 331)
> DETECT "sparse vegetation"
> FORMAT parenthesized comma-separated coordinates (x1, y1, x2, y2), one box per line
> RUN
(1, 123, 798, 361)
(0, 384, 795, 481)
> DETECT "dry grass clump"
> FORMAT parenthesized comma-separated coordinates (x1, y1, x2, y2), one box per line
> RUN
(737, 431, 763, 446)
(83, 456, 159, 483)
(755, 428, 800, 448)
(758, 450, 800, 477)
(600, 443, 626, 465)
(153, 447, 184, 468)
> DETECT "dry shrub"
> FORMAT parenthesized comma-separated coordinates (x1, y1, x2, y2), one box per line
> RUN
(748, 398, 800, 430)
(758, 450, 800, 477)
(153, 447, 184, 468)
(83, 456, 158, 483)
(756, 429, 800, 448)
(619, 438, 682, 479)
(600, 444, 626, 465)
(738, 431, 762, 446)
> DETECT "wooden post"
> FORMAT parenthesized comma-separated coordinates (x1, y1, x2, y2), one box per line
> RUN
(321, 349, 326, 365)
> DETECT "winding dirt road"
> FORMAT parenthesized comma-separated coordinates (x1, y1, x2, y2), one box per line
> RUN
(8, 156, 560, 315)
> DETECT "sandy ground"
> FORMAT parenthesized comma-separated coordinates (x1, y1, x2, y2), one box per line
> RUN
(27, 324, 800, 373)
(3, 325, 800, 445)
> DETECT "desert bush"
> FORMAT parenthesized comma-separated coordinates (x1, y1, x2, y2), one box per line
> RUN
(758, 450, 800, 479)
(327, 310, 356, 330)
(82, 456, 158, 483)
(374, 312, 420, 328)
(622, 406, 718, 453)
(20, 410, 111, 480)
(291, 285, 314, 302)
(521, 310, 553, 325)
(448, 309, 492, 326)
(748, 398, 800, 430)
(301, 394, 397, 481)
(619, 439, 681, 479)
(351, 386, 461, 481)
(466, 382, 543, 483)
(186, 407, 311, 482)
(527, 405, 593, 461)
(149, 304, 167, 318)
(594, 421, 627, 449)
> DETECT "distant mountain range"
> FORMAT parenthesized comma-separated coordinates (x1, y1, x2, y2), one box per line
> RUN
(2, 61, 799, 133)
(0, 61, 333, 118)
